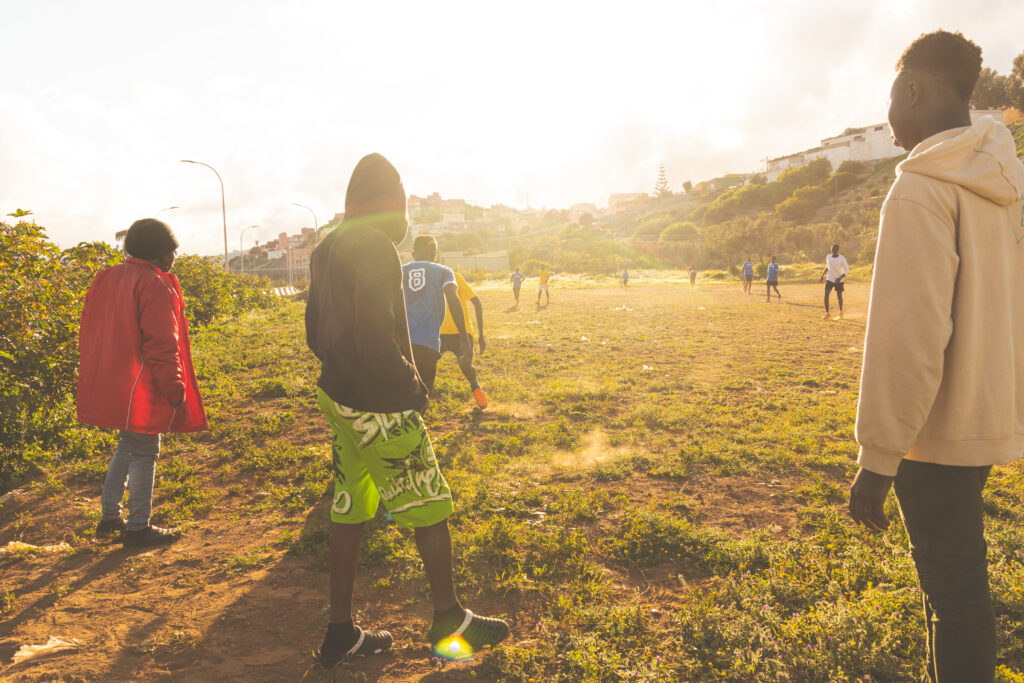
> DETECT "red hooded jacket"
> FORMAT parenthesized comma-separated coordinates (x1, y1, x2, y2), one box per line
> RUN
(77, 258, 208, 434)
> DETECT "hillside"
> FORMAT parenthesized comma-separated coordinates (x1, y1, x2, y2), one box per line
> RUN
(528, 119, 1024, 274)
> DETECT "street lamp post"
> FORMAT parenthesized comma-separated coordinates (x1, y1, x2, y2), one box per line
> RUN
(181, 160, 228, 272)
(291, 202, 319, 284)
(155, 205, 180, 218)
(240, 225, 260, 275)
(291, 202, 319, 244)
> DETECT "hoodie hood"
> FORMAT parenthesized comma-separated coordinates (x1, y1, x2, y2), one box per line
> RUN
(897, 116, 1024, 206)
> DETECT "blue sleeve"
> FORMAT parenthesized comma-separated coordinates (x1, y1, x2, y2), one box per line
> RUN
(440, 265, 456, 288)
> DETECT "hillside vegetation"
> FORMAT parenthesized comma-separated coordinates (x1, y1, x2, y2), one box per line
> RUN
(506, 120, 1024, 275)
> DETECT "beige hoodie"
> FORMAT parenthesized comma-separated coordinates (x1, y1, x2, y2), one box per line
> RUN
(855, 116, 1024, 477)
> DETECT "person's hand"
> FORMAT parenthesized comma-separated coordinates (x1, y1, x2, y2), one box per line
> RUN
(478, 335, 487, 355)
(819, 275, 825, 283)
(849, 468, 895, 531)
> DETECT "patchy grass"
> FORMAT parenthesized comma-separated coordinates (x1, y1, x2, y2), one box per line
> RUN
(2, 278, 1023, 681)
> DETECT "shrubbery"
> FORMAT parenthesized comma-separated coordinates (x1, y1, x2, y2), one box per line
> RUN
(660, 222, 698, 241)
(0, 222, 122, 489)
(510, 227, 661, 273)
(172, 255, 276, 326)
(776, 186, 829, 221)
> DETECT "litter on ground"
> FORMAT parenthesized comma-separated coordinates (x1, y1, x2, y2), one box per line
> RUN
(0, 541, 72, 557)
(11, 637, 82, 664)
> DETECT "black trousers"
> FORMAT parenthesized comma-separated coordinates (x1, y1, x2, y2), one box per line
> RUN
(411, 344, 440, 393)
(824, 279, 844, 311)
(894, 459, 996, 683)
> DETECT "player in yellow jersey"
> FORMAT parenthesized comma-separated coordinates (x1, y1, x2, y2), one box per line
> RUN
(537, 267, 551, 306)
(440, 271, 488, 408)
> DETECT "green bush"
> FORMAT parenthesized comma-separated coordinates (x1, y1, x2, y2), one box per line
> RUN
(633, 212, 676, 238)
(172, 255, 277, 326)
(0, 222, 121, 490)
(519, 259, 554, 277)
(776, 188, 827, 222)
(660, 222, 698, 241)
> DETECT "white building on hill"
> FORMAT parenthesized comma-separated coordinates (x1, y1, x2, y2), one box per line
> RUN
(765, 110, 1010, 181)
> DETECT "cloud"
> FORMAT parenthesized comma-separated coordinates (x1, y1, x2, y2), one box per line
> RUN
(0, 0, 1018, 253)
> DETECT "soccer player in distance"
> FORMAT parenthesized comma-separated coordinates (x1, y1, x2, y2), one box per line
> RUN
(741, 257, 754, 294)
(510, 267, 525, 306)
(439, 268, 489, 408)
(766, 256, 781, 302)
(819, 244, 849, 318)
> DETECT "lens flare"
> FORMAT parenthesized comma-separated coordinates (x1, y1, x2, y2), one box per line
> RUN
(433, 634, 473, 661)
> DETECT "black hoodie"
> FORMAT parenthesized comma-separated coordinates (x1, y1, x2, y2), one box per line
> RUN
(305, 222, 427, 414)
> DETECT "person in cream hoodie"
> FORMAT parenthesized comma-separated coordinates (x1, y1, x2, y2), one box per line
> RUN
(849, 30, 1024, 682)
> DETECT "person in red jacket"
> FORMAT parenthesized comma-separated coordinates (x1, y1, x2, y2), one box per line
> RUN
(77, 219, 208, 547)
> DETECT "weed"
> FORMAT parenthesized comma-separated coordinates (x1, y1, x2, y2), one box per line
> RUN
(223, 546, 273, 574)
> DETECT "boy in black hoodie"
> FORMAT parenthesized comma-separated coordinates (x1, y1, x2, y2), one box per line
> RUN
(305, 154, 509, 666)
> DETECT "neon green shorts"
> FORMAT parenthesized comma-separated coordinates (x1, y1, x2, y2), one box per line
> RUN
(316, 388, 453, 528)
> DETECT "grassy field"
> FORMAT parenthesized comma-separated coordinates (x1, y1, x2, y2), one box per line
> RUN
(2, 273, 1023, 681)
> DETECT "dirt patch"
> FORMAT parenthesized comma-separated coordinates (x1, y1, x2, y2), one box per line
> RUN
(550, 427, 628, 468)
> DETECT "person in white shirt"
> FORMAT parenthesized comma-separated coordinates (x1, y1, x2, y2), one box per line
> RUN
(818, 244, 849, 319)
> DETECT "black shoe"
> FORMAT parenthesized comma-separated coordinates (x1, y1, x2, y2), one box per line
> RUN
(95, 517, 126, 537)
(429, 609, 510, 658)
(122, 525, 181, 547)
(314, 627, 393, 668)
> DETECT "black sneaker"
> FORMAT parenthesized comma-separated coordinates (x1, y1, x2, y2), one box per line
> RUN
(314, 627, 393, 668)
(429, 609, 510, 659)
(95, 517, 126, 537)
(122, 525, 181, 548)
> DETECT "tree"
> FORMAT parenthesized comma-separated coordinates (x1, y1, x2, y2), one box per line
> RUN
(115, 229, 129, 251)
(1011, 50, 1024, 110)
(682, 180, 693, 194)
(972, 67, 1013, 109)
(659, 222, 698, 241)
(654, 163, 671, 198)
(578, 212, 595, 228)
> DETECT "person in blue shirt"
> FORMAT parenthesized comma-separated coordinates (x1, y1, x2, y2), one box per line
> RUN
(766, 256, 781, 302)
(741, 258, 754, 294)
(402, 235, 470, 391)
(510, 268, 525, 307)
(621, 269, 629, 288)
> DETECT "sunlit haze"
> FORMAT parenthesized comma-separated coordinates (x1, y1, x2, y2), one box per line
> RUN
(2, 0, 1020, 253)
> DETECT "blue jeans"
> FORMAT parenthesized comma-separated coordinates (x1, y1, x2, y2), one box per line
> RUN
(894, 459, 995, 683)
(100, 431, 161, 531)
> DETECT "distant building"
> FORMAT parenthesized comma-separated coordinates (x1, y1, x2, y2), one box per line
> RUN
(608, 193, 649, 213)
(765, 110, 1013, 181)
(409, 192, 468, 218)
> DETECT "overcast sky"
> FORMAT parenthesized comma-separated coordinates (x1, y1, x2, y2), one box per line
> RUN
(2, 0, 1021, 254)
